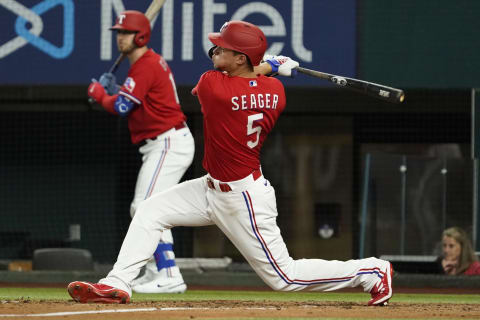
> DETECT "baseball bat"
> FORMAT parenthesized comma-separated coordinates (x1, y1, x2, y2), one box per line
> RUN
(295, 66, 405, 104)
(90, 0, 167, 105)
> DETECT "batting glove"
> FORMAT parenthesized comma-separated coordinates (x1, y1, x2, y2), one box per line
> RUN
(263, 55, 299, 78)
(88, 80, 106, 103)
(99, 72, 119, 95)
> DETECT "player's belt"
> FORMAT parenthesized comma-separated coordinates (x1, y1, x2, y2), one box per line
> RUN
(138, 122, 187, 147)
(173, 122, 187, 131)
(207, 178, 232, 192)
(207, 169, 262, 193)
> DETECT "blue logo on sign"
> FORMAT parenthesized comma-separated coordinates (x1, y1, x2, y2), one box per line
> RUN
(14, 0, 74, 59)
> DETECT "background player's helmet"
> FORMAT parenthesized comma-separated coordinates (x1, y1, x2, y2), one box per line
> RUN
(110, 10, 151, 47)
(208, 21, 267, 66)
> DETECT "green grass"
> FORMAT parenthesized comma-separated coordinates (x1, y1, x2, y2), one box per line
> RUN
(0, 288, 479, 304)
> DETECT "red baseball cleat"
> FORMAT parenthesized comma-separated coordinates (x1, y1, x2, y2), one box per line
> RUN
(368, 262, 393, 306)
(67, 281, 130, 304)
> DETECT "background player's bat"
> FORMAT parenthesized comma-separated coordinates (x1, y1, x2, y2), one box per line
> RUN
(108, 0, 167, 74)
(295, 66, 405, 104)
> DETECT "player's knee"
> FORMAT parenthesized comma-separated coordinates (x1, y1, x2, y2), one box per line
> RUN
(131, 201, 150, 224)
(134, 200, 151, 219)
(132, 200, 168, 229)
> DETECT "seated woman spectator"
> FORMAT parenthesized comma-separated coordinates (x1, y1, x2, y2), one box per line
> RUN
(440, 227, 480, 275)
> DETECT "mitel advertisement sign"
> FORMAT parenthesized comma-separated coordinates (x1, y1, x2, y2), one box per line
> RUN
(0, 0, 356, 85)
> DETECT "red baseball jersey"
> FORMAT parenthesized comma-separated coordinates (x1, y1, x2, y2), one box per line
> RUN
(119, 49, 186, 144)
(193, 71, 286, 181)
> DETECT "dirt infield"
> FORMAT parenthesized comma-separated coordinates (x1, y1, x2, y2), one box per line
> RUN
(1, 285, 480, 319)
(1, 299, 480, 320)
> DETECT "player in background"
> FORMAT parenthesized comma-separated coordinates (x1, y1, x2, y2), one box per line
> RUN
(70, 20, 393, 306)
(87, 10, 193, 294)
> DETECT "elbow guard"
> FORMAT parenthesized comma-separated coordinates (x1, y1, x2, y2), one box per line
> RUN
(114, 94, 135, 116)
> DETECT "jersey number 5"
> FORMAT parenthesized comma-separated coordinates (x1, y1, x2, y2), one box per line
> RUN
(247, 113, 263, 148)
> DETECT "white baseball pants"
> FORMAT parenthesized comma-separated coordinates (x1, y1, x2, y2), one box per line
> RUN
(129, 125, 194, 276)
(101, 172, 388, 296)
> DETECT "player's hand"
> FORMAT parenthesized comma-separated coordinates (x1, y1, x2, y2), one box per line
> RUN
(99, 72, 119, 95)
(263, 55, 299, 78)
(87, 80, 106, 103)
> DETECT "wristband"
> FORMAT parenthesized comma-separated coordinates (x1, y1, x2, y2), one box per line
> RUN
(265, 59, 280, 73)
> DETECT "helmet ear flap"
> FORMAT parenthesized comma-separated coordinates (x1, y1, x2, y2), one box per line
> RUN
(135, 35, 144, 47)
(208, 46, 217, 59)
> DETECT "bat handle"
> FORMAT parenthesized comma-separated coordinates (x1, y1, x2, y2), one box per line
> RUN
(295, 66, 331, 80)
(109, 54, 126, 74)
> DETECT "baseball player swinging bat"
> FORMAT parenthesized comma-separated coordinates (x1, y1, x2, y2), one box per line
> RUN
(295, 66, 405, 104)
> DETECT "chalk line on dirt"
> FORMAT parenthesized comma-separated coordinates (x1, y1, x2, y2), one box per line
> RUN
(0, 306, 277, 317)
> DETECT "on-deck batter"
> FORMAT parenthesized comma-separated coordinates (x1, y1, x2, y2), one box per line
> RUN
(69, 20, 393, 306)
(86, 10, 193, 294)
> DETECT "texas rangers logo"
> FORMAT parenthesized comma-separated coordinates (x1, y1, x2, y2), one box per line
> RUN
(124, 77, 136, 93)
(118, 14, 126, 24)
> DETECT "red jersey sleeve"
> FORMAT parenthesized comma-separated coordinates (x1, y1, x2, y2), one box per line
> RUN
(194, 71, 218, 112)
(118, 62, 154, 105)
(195, 71, 216, 94)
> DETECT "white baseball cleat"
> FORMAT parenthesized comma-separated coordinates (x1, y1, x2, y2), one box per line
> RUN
(132, 275, 187, 294)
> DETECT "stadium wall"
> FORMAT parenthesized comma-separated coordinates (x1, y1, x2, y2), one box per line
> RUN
(0, 86, 471, 264)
